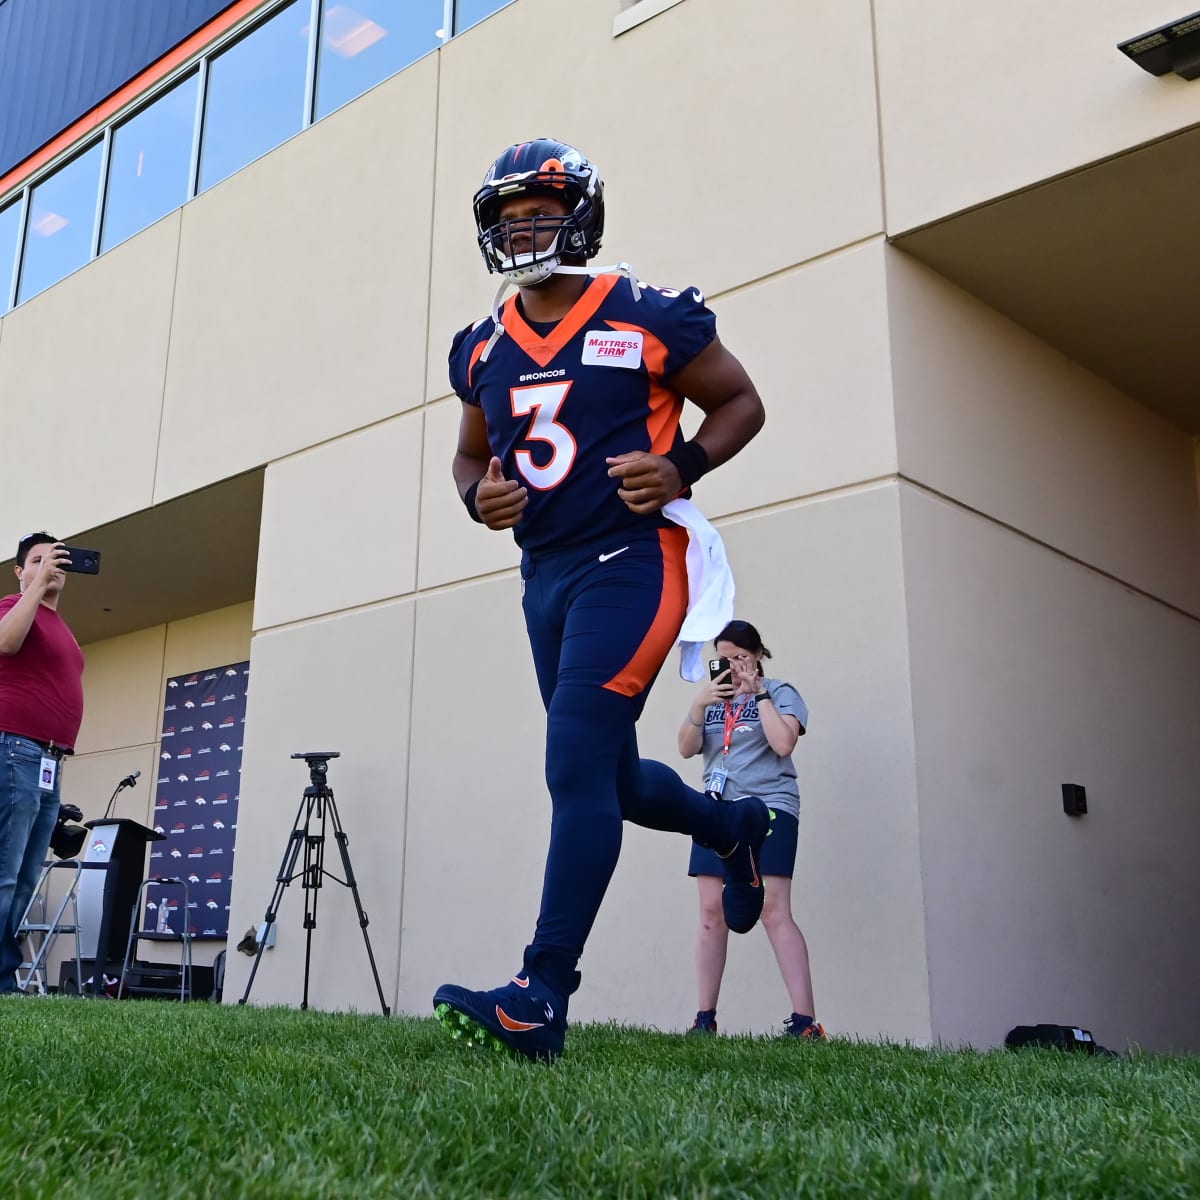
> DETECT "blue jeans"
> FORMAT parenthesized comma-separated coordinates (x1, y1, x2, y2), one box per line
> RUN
(0, 733, 62, 992)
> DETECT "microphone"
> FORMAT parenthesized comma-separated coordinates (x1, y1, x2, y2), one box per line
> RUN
(101, 770, 142, 821)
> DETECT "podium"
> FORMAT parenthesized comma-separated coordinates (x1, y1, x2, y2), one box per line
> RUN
(73, 818, 165, 985)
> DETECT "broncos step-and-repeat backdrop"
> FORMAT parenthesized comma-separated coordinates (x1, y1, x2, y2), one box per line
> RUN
(145, 660, 249, 939)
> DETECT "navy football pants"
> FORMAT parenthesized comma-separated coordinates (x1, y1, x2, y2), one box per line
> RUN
(519, 525, 737, 1000)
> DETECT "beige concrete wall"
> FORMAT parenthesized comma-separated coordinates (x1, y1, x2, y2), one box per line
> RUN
(402, 486, 931, 1041)
(156, 57, 439, 503)
(74, 626, 168, 767)
(427, 0, 884, 401)
(222, 601, 415, 1013)
(221, 412, 428, 1010)
(887, 248, 1200, 617)
(900, 483, 1200, 1052)
(254, 414, 424, 629)
(2, 0, 885, 544)
(0, 212, 180, 554)
(875, 0, 1200, 232)
(699, 240, 898, 514)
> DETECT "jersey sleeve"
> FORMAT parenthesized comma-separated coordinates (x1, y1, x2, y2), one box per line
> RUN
(447, 323, 483, 406)
(769, 682, 808, 734)
(642, 284, 717, 378)
(0, 595, 18, 617)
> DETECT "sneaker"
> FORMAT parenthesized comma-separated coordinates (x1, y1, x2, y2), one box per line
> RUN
(687, 1009, 718, 1035)
(719, 798, 771, 934)
(433, 972, 567, 1063)
(783, 1014, 826, 1040)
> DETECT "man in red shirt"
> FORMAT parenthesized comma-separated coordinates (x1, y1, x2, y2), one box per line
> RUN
(0, 532, 85, 994)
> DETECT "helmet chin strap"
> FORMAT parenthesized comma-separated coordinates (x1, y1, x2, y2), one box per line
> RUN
(479, 262, 642, 362)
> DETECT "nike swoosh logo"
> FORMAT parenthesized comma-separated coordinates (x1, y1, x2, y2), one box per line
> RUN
(691, 289, 704, 304)
(511, 975, 529, 988)
(496, 1004, 545, 1032)
(598, 547, 629, 563)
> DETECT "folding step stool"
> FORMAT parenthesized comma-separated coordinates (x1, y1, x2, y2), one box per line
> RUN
(118, 876, 194, 1001)
(16, 859, 85, 996)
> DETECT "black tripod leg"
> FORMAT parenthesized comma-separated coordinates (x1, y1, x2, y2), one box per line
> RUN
(299, 808, 325, 1011)
(327, 797, 391, 1016)
(238, 795, 311, 1005)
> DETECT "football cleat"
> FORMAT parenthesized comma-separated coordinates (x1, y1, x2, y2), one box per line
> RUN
(433, 971, 567, 1063)
(783, 1014, 826, 1040)
(719, 798, 771, 934)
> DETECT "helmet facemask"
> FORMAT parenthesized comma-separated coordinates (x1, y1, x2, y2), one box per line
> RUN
(478, 202, 583, 286)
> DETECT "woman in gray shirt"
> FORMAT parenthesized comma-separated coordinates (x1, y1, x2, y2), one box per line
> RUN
(678, 620, 822, 1039)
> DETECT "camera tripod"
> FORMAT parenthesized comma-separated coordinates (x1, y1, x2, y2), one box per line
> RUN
(238, 752, 390, 1015)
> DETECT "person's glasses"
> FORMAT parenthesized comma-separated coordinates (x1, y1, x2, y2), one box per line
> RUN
(15, 532, 56, 560)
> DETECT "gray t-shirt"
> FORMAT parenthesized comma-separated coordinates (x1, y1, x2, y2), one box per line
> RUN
(699, 677, 808, 820)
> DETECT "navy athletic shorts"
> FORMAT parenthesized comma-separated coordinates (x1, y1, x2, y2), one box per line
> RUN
(688, 806, 799, 878)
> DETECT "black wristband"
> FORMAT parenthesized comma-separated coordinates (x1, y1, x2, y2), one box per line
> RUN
(462, 479, 485, 524)
(664, 440, 710, 489)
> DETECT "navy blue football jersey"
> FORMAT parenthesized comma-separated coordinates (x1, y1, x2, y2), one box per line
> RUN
(448, 273, 716, 553)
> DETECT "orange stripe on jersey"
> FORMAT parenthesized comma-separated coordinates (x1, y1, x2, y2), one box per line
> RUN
(467, 338, 488, 390)
(604, 526, 690, 697)
(503, 274, 622, 368)
(602, 321, 681, 455)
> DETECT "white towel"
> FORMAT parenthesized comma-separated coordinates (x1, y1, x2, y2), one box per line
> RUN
(662, 498, 736, 681)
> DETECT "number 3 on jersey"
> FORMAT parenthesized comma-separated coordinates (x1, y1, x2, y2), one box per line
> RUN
(511, 381, 577, 489)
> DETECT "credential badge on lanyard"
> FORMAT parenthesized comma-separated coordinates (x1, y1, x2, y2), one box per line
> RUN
(708, 694, 752, 797)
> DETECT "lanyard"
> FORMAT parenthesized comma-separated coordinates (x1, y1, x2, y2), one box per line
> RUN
(721, 694, 754, 757)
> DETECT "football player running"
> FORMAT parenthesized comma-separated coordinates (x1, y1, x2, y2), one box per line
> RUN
(434, 138, 767, 1061)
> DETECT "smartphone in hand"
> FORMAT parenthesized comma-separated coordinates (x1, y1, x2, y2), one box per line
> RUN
(61, 546, 101, 574)
(708, 656, 731, 681)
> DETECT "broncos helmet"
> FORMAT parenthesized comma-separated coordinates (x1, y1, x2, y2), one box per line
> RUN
(473, 139, 604, 286)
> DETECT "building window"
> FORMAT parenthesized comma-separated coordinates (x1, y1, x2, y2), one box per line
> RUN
(613, 0, 689, 37)
(0, 0, 521, 313)
(1, 198, 21, 313)
(315, 1, 443, 120)
(101, 72, 200, 253)
(17, 142, 103, 305)
(453, 0, 513, 35)
(199, 0, 309, 193)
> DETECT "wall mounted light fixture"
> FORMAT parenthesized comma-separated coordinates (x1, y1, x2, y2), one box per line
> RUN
(1062, 784, 1088, 818)
(1119, 11, 1200, 79)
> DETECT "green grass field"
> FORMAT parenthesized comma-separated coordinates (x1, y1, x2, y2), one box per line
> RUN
(2, 998, 1196, 1199)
